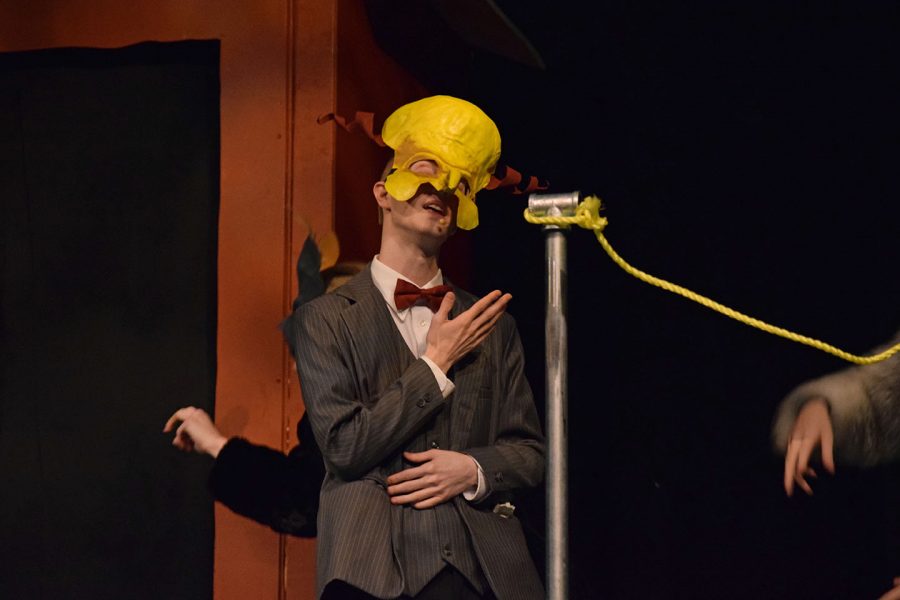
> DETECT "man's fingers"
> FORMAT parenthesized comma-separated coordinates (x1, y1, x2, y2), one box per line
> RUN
(163, 406, 196, 432)
(387, 464, 426, 486)
(172, 432, 194, 452)
(175, 421, 191, 444)
(403, 450, 435, 463)
(388, 478, 428, 496)
(387, 451, 439, 485)
(455, 290, 507, 325)
(795, 438, 819, 495)
(472, 307, 507, 341)
(458, 302, 509, 354)
(470, 290, 503, 314)
(389, 485, 447, 509)
(795, 438, 817, 480)
(390, 487, 439, 506)
(471, 293, 511, 327)
(434, 292, 455, 321)
(794, 471, 813, 495)
(413, 496, 444, 510)
(821, 428, 836, 474)
(424, 290, 512, 372)
(784, 440, 800, 496)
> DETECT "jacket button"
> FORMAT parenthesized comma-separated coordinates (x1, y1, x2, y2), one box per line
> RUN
(431, 441, 440, 449)
(494, 472, 504, 483)
(416, 399, 426, 408)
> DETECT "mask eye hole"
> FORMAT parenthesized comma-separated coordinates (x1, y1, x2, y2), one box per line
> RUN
(458, 178, 471, 195)
(409, 159, 439, 176)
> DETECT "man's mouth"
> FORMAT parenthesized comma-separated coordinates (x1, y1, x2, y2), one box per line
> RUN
(422, 201, 447, 216)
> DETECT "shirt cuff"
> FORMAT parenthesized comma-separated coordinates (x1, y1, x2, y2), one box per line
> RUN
(462, 457, 487, 502)
(421, 355, 455, 398)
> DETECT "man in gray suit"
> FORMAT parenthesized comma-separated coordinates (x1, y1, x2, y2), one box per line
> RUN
(291, 96, 545, 599)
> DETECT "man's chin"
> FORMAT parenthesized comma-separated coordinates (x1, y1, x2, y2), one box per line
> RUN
(412, 223, 453, 249)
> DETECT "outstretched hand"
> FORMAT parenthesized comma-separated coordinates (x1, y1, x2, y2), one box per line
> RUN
(784, 398, 835, 496)
(424, 290, 512, 373)
(386, 450, 478, 509)
(163, 406, 228, 458)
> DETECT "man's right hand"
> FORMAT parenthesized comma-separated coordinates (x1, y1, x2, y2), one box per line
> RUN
(424, 290, 512, 373)
(784, 397, 835, 496)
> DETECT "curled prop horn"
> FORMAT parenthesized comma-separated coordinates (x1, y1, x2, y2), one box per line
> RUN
(316, 111, 384, 146)
(487, 163, 548, 195)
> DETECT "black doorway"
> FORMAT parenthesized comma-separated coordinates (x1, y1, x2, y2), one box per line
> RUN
(1, 40, 219, 599)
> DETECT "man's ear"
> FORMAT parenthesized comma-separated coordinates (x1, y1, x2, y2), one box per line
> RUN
(373, 181, 391, 210)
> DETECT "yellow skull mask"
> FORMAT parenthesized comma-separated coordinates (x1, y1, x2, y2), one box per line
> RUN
(381, 96, 501, 230)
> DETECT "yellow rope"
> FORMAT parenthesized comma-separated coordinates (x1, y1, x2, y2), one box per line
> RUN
(524, 195, 899, 365)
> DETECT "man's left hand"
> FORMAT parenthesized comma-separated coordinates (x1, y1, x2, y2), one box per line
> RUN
(387, 449, 477, 509)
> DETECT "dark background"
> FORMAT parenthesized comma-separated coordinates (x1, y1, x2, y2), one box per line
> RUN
(374, 2, 900, 598)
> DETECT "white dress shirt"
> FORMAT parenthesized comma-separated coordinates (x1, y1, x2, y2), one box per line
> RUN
(370, 256, 486, 501)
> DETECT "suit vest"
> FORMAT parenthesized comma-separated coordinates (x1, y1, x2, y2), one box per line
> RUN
(390, 381, 488, 596)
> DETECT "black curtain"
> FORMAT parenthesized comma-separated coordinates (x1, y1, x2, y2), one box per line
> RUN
(469, 4, 900, 599)
(1, 41, 219, 599)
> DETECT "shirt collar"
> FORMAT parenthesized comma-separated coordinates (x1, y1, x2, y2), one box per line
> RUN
(371, 256, 444, 321)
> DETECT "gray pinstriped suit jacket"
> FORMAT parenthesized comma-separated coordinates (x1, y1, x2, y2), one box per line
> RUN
(291, 265, 545, 599)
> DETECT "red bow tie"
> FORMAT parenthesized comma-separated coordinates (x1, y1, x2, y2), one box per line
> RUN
(393, 278, 451, 312)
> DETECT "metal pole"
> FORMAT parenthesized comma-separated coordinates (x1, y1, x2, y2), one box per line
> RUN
(528, 191, 579, 600)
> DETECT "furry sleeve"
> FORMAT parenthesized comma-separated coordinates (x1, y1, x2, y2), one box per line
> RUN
(772, 329, 900, 466)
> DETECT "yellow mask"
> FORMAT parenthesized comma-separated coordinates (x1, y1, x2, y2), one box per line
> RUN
(381, 96, 501, 230)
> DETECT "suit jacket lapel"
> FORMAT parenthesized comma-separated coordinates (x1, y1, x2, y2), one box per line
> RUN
(445, 282, 482, 450)
(336, 266, 414, 399)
